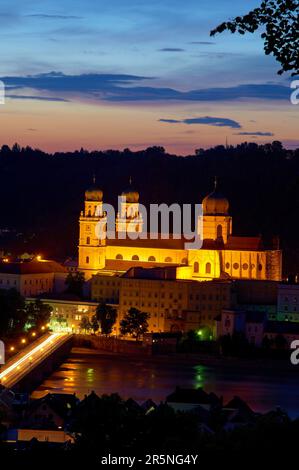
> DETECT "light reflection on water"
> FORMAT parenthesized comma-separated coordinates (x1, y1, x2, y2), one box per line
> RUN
(31, 350, 299, 418)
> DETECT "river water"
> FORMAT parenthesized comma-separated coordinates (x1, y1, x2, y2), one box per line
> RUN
(31, 348, 299, 417)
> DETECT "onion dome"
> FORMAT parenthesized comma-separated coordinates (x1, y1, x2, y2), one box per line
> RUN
(202, 178, 229, 215)
(121, 177, 139, 203)
(85, 176, 103, 201)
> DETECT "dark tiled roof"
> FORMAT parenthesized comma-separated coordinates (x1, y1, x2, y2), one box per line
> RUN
(225, 236, 263, 251)
(0, 260, 67, 275)
(265, 321, 299, 334)
(166, 387, 221, 406)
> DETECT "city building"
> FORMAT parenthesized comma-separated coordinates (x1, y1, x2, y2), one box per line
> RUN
(0, 260, 67, 297)
(31, 296, 99, 333)
(277, 283, 299, 322)
(91, 266, 232, 336)
(78, 181, 282, 282)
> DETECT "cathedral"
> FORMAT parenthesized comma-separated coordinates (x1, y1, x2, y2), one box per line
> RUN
(78, 181, 282, 282)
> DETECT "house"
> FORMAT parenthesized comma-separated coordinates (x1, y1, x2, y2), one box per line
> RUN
(166, 387, 222, 412)
(21, 393, 78, 430)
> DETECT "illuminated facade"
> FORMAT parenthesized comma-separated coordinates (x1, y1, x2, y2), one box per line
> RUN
(91, 268, 232, 336)
(78, 181, 282, 282)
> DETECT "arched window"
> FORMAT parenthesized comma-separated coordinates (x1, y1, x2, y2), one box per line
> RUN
(116, 254, 123, 260)
(165, 257, 172, 263)
(217, 224, 223, 238)
(194, 262, 199, 273)
(132, 255, 139, 261)
(86, 236, 90, 245)
(148, 256, 156, 262)
(205, 262, 211, 274)
(181, 257, 188, 265)
(86, 256, 89, 264)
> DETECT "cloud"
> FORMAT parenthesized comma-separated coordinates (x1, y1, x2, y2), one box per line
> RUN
(26, 14, 83, 20)
(158, 48, 185, 52)
(0, 72, 291, 104)
(189, 41, 215, 45)
(159, 116, 242, 129)
(159, 119, 181, 123)
(235, 131, 274, 136)
(6, 94, 69, 102)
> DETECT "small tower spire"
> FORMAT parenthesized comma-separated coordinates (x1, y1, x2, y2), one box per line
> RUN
(214, 176, 218, 190)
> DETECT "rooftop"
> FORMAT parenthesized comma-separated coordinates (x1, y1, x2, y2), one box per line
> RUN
(0, 260, 67, 275)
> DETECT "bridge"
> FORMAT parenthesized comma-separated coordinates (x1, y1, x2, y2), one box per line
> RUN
(0, 333, 73, 390)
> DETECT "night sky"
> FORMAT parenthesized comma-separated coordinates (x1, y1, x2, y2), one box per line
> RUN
(0, 0, 297, 154)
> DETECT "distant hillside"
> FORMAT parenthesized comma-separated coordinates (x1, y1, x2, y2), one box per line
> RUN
(0, 141, 299, 275)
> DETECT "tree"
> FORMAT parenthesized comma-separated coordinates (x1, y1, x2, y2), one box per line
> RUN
(96, 303, 117, 335)
(65, 271, 85, 297)
(25, 299, 52, 330)
(0, 289, 26, 336)
(91, 314, 100, 334)
(211, 0, 299, 75)
(120, 307, 150, 340)
(80, 316, 92, 334)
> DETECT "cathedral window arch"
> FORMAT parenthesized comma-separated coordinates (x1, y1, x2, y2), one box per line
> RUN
(165, 257, 172, 263)
(217, 224, 223, 238)
(86, 236, 90, 245)
(194, 262, 199, 273)
(116, 254, 123, 260)
(86, 256, 89, 264)
(148, 256, 156, 262)
(205, 262, 211, 274)
(132, 255, 139, 261)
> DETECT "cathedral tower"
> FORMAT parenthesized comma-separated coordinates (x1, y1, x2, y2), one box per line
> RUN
(116, 180, 143, 234)
(201, 178, 232, 243)
(78, 180, 107, 278)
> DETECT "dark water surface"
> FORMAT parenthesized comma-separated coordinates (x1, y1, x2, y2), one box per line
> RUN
(32, 348, 299, 417)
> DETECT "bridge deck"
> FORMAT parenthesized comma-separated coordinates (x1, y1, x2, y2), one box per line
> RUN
(0, 333, 71, 388)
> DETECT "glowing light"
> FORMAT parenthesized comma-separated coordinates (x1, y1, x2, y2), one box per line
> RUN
(0, 333, 65, 383)
(21, 339, 26, 344)
(10, 347, 15, 352)
(32, 332, 36, 337)
(36, 255, 42, 261)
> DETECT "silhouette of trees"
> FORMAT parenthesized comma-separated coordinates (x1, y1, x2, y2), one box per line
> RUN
(120, 307, 150, 339)
(25, 299, 52, 330)
(96, 303, 117, 335)
(79, 316, 92, 334)
(0, 289, 26, 336)
(65, 272, 85, 298)
(211, 0, 299, 75)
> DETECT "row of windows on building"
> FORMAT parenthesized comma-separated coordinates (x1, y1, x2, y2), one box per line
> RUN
(0, 278, 49, 286)
(85, 254, 183, 264)
(94, 288, 227, 303)
(121, 300, 217, 311)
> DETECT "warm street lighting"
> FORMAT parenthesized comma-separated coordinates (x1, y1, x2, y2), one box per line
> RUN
(10, 346, 15, 352)
(32, 332, 36, 337)
(21, 338, 26, 344)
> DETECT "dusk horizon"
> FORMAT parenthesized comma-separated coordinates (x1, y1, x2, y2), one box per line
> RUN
(0, 0, 298, 154)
